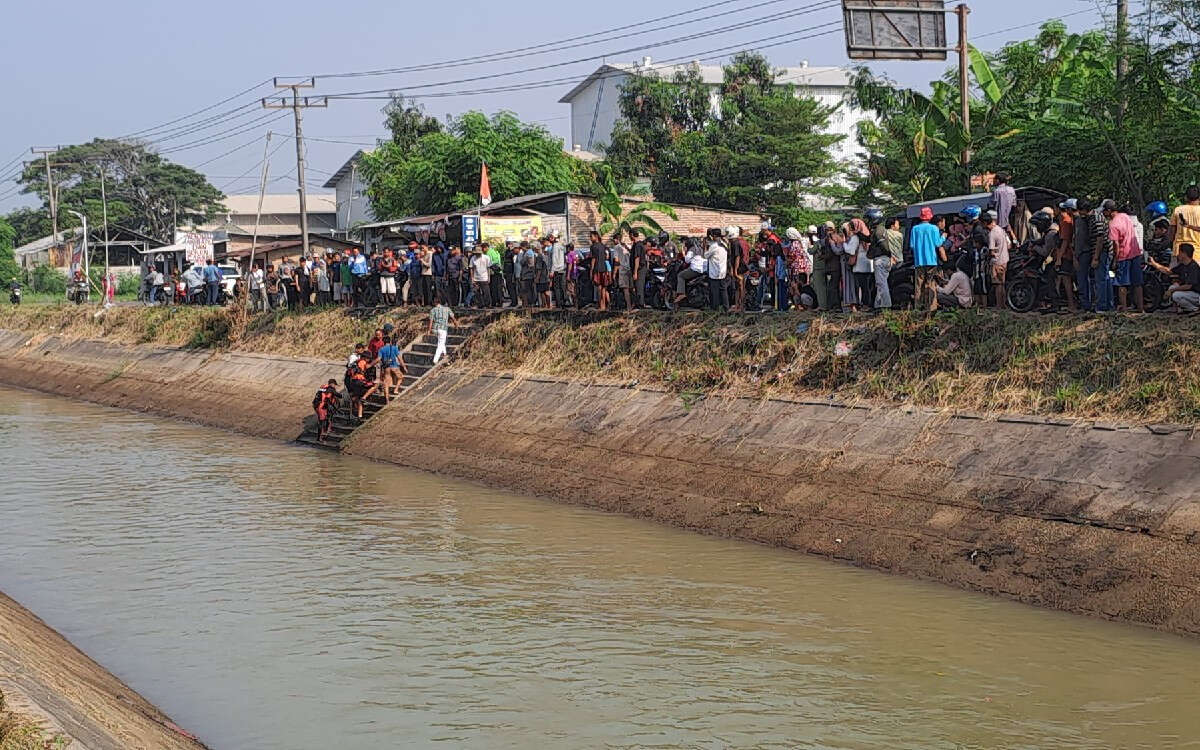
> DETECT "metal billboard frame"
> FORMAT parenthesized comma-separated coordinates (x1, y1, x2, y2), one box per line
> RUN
(842, 1, 949, 61)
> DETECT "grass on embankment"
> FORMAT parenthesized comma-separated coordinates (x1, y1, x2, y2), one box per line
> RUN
(0, 690, 66, 749)
(0, 304, 439, 361)
(464, 309, 1200, 425)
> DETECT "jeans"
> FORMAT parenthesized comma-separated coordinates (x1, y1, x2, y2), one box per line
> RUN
(1172, 289, 1200, 311)
(149, 285, 159, 303)
(552, 272, 567, 308)
(708, 276, 729, 311)
(206, 281, 220, 305)
(775, 278, 789, 311)
(1075, 255, 1093, 311)
(873, 256, 893, 309)
(1092, 252, 1114, 311)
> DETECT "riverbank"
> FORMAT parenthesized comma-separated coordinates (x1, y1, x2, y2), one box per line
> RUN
(0, 307, 1198, 638)
(0, 591, 206, 749)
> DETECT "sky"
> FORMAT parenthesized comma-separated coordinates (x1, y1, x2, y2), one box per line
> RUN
(0, 0, 1109, 215)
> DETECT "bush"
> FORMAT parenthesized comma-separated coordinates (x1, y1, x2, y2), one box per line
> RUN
(116, 272, 141, 296)
(29, 264, 66, 294)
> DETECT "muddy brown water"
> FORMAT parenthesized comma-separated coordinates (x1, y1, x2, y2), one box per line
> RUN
(1, 387, 1199, 750)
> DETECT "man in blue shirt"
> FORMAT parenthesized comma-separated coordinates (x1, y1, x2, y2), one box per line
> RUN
(376, 334, 407, 402)
(910, 206, 946, 310)
(201, 260, 222, 305)
(347, 248, 369, 306)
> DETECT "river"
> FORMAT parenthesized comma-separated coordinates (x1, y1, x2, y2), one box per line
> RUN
(0, 386, 1198, 749)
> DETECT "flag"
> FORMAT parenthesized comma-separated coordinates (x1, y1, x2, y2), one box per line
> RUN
(480, 162, 492, 206)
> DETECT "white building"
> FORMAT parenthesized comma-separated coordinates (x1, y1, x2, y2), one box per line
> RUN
(323, 150, 374, 233)
(558, 58, 868, 166)
(200, 193, 338, 236)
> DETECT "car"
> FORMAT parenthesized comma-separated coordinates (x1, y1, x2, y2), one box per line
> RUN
(217, 265, 240, 298)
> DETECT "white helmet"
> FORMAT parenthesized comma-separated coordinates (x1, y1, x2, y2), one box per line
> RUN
(785, 227, 802, 240)
(724, 225, 739, 239)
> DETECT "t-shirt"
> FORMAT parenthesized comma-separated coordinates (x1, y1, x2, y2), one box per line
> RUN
(885, 228, 904, 262)
(1058, 212, 1075, 261)
(590, 242, 610, 273)
(1172, 260, 1200, 291)
(630, 241, 646, 276)
(988, 225, 1011, 267)
(992, 184, 1017, 229)
(939, 270, 974, 307)
(1172, 204, 1200, 254)
(1073, 213, 1092, 259)
(613, 244, 632, 281)
(378, 344, 400, 369)
(470, 253, 490, 282)
(1108, 211, 1142, 262)
(910, 222, 943, 267)
(430, 305, 451, 332)
(705, 242, 728, 279)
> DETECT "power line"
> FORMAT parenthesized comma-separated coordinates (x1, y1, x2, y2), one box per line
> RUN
(115, 79, 273, 140)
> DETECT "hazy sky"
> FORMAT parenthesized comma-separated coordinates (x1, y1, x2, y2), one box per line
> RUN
(0, 0, 1107, 214)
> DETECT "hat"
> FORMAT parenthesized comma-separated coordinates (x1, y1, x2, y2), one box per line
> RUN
(807, 225, 818, 234)
(983, 209, 998, 222)
(785, 227, 802, 240)
(823, 220, 836, 229)
(409, 241, 418, 248)
(919, 206, 934, 221)
(1059, 198, 1078, 210)
(1100, 198, 1118, 212)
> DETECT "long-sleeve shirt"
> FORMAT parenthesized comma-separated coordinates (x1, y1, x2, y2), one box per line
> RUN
(705, 242, 728, 279)
(938, 271, 974, 307)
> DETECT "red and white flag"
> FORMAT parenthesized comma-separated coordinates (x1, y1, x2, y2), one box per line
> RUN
(480, 162, 492, 206)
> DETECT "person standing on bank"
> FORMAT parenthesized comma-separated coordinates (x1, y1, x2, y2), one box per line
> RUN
(705, 229, 730, 312)
(589, 231, 612, 311)
(548, 231, 568, 309)
(470, 246, 491, 309)
(429, 294, 458, 364)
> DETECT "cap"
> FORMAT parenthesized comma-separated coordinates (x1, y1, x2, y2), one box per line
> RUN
(1059, 198, 1078, 210)
(919, 206, 934, 221)
(823, 220, 836, 229)
(983, 209, 998, 221)
(807, 225, 818, 234)
(1100, 198, 1118, 211)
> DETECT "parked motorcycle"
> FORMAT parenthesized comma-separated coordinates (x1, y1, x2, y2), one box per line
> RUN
(8, 283, 20, 306)
(66, 279, 89, 305)
(663, 260, 711, 310)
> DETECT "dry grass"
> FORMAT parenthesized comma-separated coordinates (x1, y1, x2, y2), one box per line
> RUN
(0, 691, 67, 750)
(462, 309, 1200, 425)
(0, 304, 482, 361)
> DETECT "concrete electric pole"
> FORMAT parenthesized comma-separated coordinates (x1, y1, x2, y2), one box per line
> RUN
(955, 4, 971, 192)
(30, 147, 60, 242)
(263, 78, 327, 263)
(1116, 0, 1129, 124)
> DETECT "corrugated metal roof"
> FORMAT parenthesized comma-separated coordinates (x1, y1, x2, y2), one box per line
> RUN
(13, 227, 84, 256)
(219, 194, 337, 216)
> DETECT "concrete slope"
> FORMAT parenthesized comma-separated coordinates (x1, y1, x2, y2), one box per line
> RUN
(344, 371, 1200, 637)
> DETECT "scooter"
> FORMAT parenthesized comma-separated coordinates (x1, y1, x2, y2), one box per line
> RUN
(8, 284, 20, 306)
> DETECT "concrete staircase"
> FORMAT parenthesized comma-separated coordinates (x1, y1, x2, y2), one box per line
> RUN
(297, 326, 472, 451)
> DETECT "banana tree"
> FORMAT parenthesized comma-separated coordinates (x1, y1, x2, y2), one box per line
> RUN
(596, 165, 678, 238)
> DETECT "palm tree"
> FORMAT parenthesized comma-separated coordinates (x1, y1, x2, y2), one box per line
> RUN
(596, 165, 678, 238)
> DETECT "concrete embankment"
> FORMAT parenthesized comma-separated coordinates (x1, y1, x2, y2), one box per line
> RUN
(0, 591, 206, 749)
(0, 329, 340, 441)
(1, 322, 1199, 639)
(345, 370, 1200, 637)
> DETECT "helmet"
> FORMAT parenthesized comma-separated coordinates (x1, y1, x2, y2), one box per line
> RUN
(724, 226, 739, 239)
(1146, 200, 1168, 218)
(785, 227, 802, 240)
(1029, 212, 1053, 234)
(864, 208, 884, 224)
(658, 231, 669, 244)
(959, 204, 981, 221)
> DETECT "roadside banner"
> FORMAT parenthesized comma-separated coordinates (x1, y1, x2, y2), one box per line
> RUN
(174, 231, 214, 266)
(480, 216, 543, 244)
(462, 215, 479, 250)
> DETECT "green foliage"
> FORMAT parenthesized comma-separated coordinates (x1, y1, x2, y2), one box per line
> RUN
(596, 166, 678, 238)
(29, 264, 66, 294)
(15, 138, 224, 243)
(116, 272, 141, 296)
(607, 52, 844, 219)
(360, 111, 584, 218)
(383, 95, 442, 151)
(3, 207, 52, 248)
(0, 219, 17, 283)
(853, 18, 1200, 209)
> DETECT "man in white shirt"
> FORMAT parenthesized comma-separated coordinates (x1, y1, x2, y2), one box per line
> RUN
(704, 231, 729, 311)
(470, 247, 491, 309)
(674, 240, 708, 302)
(936, 257, 974, 309)
(249, 263, 266, 311)
(547, 232, 567, 308)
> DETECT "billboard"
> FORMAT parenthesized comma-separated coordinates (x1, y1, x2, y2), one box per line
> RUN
(174, 230, 214, 266)
(842, 1, 947, 61)
(480, 216, 543, 244)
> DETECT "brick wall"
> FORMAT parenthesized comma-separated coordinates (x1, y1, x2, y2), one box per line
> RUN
(565, 195, 761, 246)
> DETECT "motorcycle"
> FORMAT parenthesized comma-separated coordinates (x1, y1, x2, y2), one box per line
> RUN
(66, 279, 89, 305)
(8, 285, 20, 306)
(663, 259, 711, 310)
(643, 264, 670, 309)
(743, 266, 765, 312)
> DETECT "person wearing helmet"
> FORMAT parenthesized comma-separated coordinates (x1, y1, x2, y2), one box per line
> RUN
(1146, 200, 1169, 221)
(864, 209, 892, 309)
(959, 204, 990, 307)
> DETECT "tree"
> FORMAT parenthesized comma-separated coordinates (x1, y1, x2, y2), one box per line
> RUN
(383, 95, 442, 152)
(3, 207, 52, 248)
(14, 139, 224, 242)
(0, 217, 18, 283)
(595, 166, 677, 238)
(605, 53, 844, 220)
(360, 111, 584, 218)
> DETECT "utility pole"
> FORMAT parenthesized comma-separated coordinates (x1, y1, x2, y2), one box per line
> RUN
(99, 163, 110, 287)
(249, 130, 273, 309)
(263, 78, 327, 262)
(30, 147, 60, 242)
(1116, 0, 1129, 124)
(955, 4, 971, 192)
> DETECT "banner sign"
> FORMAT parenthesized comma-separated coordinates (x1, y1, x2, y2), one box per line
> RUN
(480, 216, 543, 244)
(174, 230, 214, 266)
(462, 215, 479, 250)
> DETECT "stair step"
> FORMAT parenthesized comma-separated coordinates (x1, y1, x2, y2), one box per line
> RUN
(402, 351, 433, 365)
(411, 343, 437, 355)
(297, 434, 339, 451)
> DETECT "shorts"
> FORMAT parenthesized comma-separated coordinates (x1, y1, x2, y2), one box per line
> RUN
(536, 282, 550, 294)
(991, 263, 1007, 283)
(380, 276, 397, 294)
(1114, 257, 1144, 287)
(618, 273, 632, 289)
(1057, 259, 1074, 275)
(593, 272, 612, 287)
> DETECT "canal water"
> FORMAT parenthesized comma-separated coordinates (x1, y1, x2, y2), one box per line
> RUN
(1, 387, 1198, 750)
